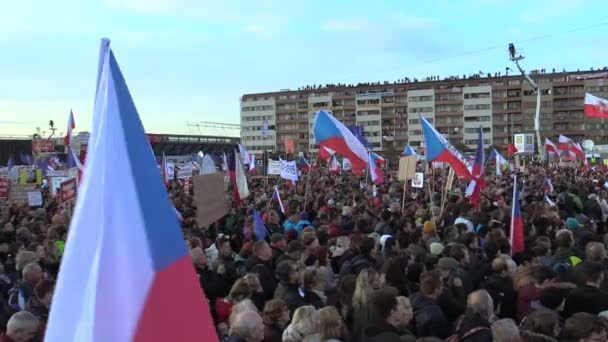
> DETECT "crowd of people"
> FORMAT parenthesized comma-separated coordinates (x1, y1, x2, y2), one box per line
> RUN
(2, 159, 608, 341)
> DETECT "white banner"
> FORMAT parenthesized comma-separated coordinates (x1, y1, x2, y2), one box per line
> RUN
(342, 158, 352, 171)
(201, 155, 217, 175)
(165, 162, 175, 180)
(279, 159, 298, 182)
(267, 159, 281, 175)
(47, 170, 68, 177)
(177, 164, 193, 179)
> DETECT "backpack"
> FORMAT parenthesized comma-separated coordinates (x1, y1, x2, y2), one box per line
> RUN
(445, 316, 490, 342)
(7, 287, 25, 313)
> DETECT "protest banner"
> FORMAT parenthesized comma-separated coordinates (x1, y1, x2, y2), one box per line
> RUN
(279, 159, 298, 182)
(267, 159, 281, 175)
(342, 158, 352, 171)
(31, 139, 55, 154)
(8, 184, 37, 205)
(50, 176, 70, 197)
(193, 173, 228, 227)
(177, 164, 193, 180)
(284, 139, 295, 154)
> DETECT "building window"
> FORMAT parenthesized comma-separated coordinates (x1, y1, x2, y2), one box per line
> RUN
(464, 92, 490, 99)
(464, 104, 491, 111)
(409, 107, 433, 113)
(408, 95, 434, 102)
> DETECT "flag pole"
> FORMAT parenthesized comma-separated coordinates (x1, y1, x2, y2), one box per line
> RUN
(401, 180, 407, 215)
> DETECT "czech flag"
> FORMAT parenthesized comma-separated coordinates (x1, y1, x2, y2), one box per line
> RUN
(370, 152, 386, 165)
(233, 150, 250, 204)
(272, 188, 285, 214)
(465, 127, 486, 208)
(510, 176, 525, 255)
(507, 143, 518, 158)
(313, 110, 369, 175)
(558, 135, 574, 152)
(573, 142, 585, 160)
(543, 178, 554, 194)
(545, 194, 556, 207)
(401, 144, 417, 157)
(329, 155, 341, 173)
(64, 109, 76, 147)
(545, 138, 559, 155)
(298, 155, 311, 170)
(584, 93, 608, 118)
(419, 115, 471, 179)
(369, 152, 384, 185)
(249, 154, 256, 175)
(46, 39, 217, 342)
(318, 146, 335, 162)
(253, 210, 268, 241)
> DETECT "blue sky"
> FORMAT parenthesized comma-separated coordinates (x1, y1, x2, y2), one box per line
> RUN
(2, 0, 608, 137)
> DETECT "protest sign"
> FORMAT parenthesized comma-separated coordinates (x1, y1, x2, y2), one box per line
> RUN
(50, 176, 70, 196)
(193, 173, 228, 227)
(27, 191, 43, 207)
(60, 178, 78, 204)
(201, 155, 216, 174)
(280, 159, 298, 182)
(8, 184, 37, 205)
(411, 172, 424, 188)
(267, 159, 281, 175)
(177, 164, 193, 180)
(342, 158, 352, 171)
(398, 156, 417, 181)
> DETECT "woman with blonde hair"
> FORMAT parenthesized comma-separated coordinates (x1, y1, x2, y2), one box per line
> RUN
(318, 306, 345, 342)
(352, 268, 381, 340)
(282, 305, 321, 342)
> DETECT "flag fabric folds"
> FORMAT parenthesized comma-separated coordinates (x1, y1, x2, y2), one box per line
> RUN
(253, 210, 268, 241)
(234, 150, 250, 203)
(545, 194, 556, 207)
(419, 115, 472, 179)
(46, 38, 216, 342)
(543, 178, 554, 194)
(313, 110, 369, 174)
(318, 146, 335, 162)
(465, 127, 486, 207)
(272, 188, 285, 214)
(558, 135, 574, 152)
(584, 93, 608, 118)
(329, 155, 341, 173)
(64, 109, 76, 147)
(370, 152, 386, 165)
(401, 145, 417, 157)
(545, 138, 559, 155)
(249, 154, 256, 174)
(238, 143, 251, 165)
(510, 176, 525, 255)
(368, 152, 384, 185)
(298, 155, 311, 170)
(507, 144, 518, 158)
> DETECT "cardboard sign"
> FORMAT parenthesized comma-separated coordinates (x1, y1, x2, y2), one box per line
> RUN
(279, 159, 298, 182)
(60, 178, 78, 203)
(398, 156, 417, 181)
(46, 170, 68, 177)
(8, 184, 37, 205)
(193, 173, 228, 227)
(27, 191, 43, 207)
(0, 177, 8, 199)
(177, 164, 193, 180)
(32, 139, 55, 153)
(267, 159, 281, 175)
(411, 172, 424, 188)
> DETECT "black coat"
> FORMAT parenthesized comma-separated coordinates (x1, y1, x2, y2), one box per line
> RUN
(410, 292, 451, 339)
(482, 274, 517, 319)
(263, 323, 283, 342)
(452, 312, 492, 342)
(362, 320, 402, 342)
(563, 284, 608, 318)
(274, 282, 305, 316)
(245, 256, 277, 300)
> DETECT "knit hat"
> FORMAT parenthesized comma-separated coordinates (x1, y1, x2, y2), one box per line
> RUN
(430, 242, 444, 256)
(423, 221, 436, 234)
(566, 217, 583, 231)
(437, 257, 459, 271)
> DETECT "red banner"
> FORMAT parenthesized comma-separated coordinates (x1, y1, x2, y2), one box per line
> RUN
(60, 178, 78, 203)
(0, 178, 8, 199)
(32, 139, 55, 153)
(284, 139, 295, 154)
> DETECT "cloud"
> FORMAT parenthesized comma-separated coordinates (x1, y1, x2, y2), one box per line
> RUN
(240, 24, 277, 39)
(322, 13, 436, 34)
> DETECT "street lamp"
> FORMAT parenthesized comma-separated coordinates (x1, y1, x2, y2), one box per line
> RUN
(508, 43, 543, 161)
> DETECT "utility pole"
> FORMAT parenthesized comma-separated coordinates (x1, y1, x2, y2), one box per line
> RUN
(508, 43, 543, 161)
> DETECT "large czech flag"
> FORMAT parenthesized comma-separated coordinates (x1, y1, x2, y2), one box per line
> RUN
(465, 127, 486, 207)
(46, 39, 216, 342)
(313, 110, 369, 175)
(420, 115, 471, 179)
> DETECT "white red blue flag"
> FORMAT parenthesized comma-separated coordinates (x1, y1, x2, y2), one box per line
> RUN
(318, 145, 335, 162)
(465, 127, 486, 207)
(298, 155, 311, 170)
(329, 155, 341, 173)
(46, 38, 216, 342)
(313, 110, 369, 175)
(272, 188, 285, 214)
(249, 154, 256, 174)
(543, 178, 554, 194)
(420, 115, 472, 179)
(545, 194, 556, 207)
(510, 176, 525, 255)
(401, 144, 417, 157)
(64, 109, 76, 147)
(369, 152, 384, 185)
(545, 138, 559, 155)
(584, 93, 608, 118)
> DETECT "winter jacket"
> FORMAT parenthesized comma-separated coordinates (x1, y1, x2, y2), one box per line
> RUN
(274, 282, 305, 316)
(451, 312, 492, 342)
(410, 292, 451, 339)
(482, 274, 517, 319)
(563, 284, 608, 318)
(244, 256, 276, 300)
(362, 320, 402, 342)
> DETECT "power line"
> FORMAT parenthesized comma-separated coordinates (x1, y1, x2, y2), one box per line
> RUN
(423, 21, 608, 64)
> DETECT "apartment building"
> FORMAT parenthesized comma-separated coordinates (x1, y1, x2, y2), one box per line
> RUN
(240, 69, 608, 154)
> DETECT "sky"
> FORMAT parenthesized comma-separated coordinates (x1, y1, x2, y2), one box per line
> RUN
(2, 0, 608, 137)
